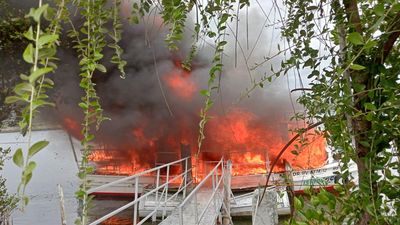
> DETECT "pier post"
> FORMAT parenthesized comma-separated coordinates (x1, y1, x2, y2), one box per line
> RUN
(284, 160, 295, 216)
(222, 160, 232, 225)
(58, 184, 67, 225)
(252, 187, 278, 225)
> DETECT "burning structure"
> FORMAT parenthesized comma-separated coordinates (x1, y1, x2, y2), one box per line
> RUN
(50, 11, 328, 179)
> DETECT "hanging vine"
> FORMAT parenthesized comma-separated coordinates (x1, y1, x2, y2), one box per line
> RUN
(5, 0, 66, 208)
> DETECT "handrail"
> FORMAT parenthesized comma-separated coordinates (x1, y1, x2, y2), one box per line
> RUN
(88, 157, 192, 225)
(87, 157, 189, 194)
(177, 158, 225, 225)
(179, 159, 223, 206)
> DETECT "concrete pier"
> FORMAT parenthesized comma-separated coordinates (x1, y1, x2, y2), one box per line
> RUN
(252, 188, 278, 225)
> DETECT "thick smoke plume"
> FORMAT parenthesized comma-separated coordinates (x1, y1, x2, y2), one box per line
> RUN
(48, 5, 326, 173)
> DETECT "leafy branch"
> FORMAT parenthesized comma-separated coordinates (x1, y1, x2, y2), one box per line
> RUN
(5, 1, 63, 207)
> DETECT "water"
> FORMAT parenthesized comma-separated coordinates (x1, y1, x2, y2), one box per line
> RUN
(1, 130, 80, 225)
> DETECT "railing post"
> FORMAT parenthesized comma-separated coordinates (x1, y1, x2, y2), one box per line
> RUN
(222, 160, 232, 225)
(183, 157, 188, 199)
(162, 165, 170, 219)
(133, 176, 139, 225)
(152, 169, 161, 222)
(212, 170, 216, 212)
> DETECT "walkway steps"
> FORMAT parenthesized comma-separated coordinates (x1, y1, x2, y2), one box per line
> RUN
(159, 188, 223, 225)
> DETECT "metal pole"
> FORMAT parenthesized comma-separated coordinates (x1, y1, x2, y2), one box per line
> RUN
(212, 171, 216, 213)
(134, 177, 139, 225)
(162, 165, 170, 219)
(153, 169, 160, 222)
(183, 157, 188, 198)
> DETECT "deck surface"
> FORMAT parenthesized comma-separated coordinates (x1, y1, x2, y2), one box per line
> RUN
(159, 188, 223, 225)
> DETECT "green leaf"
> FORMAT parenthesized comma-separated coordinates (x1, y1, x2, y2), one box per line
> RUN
(131, 15, 139, 24)
(347, 32, 364, 45)
(28, 140, 49, 158)
(364, 40, 377, 50)
(23, 196, 29, 206)
(23, 44, 34, 64)
(29, 67, 53, 84)
(95, 64, 107, 73)
(20, 74, 29, 81)
(311, 196, 320, 205)
(24, 172, 33, 186)
(350, 64, 366, 71)
(13, 148, 24, 168)
(78, 102, 88, 110)
(199, 90, 210, 97)
(25, 161, 37, 175)
(37, 34, 58, 48)
(44, 78, 54, 85)
(294, 197, 303, 210)
(28, 4, 49, 22)
(374, 4, 384, 16)
(389, 177, 400, 185)
(364, 103, 376, 111)
(23, 26, 34, 41)
(5, 96, 23, 104)
(14, 83, 33, 96)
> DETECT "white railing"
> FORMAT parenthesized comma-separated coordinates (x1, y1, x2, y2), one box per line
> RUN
(88, 157, 192, 225)
(177, 158, 225, 225)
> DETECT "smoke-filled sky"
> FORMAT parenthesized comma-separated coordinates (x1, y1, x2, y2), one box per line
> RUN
(4, 0, 325, 170)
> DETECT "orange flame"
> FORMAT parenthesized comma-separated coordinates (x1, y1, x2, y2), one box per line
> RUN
(164, 62, 196, 100)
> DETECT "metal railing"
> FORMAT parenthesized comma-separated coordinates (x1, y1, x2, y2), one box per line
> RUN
(88, 157, 192, 225)
(177, 158, 225, 225)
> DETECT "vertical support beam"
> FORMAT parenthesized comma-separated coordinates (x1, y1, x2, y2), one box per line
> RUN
(58, 184, 67, 225)
(162, 165, 170, 219)
(180, 143, 193, 187)
(222, 160, 232, 225)
(152, 169, 161, 223)
(133, 177, 139, 225)
(183, 157, 188, 198)
(284, 160, 295, 216)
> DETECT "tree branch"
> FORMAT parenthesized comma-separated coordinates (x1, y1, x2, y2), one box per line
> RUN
(343, 0, 363, 33)
(258, 121, 324, 205)
(377, 11, 400, 64)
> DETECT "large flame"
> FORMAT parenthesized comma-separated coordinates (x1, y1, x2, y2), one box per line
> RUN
(61, 60, 327, 177)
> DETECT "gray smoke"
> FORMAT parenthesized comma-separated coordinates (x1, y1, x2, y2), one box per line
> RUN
(47, 3, 302, 165)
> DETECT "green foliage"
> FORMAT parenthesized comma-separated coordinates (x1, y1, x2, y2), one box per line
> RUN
(109, 0, 127, 79)
(3, 0, 398, 224)
(5, 0, 67, 209)
(0, 147, 18, 222)
(68, 0, 126, 223)
(161, 0, 189, 51)
(0, 1, 30, 128)
(276, 0, 400, 224)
